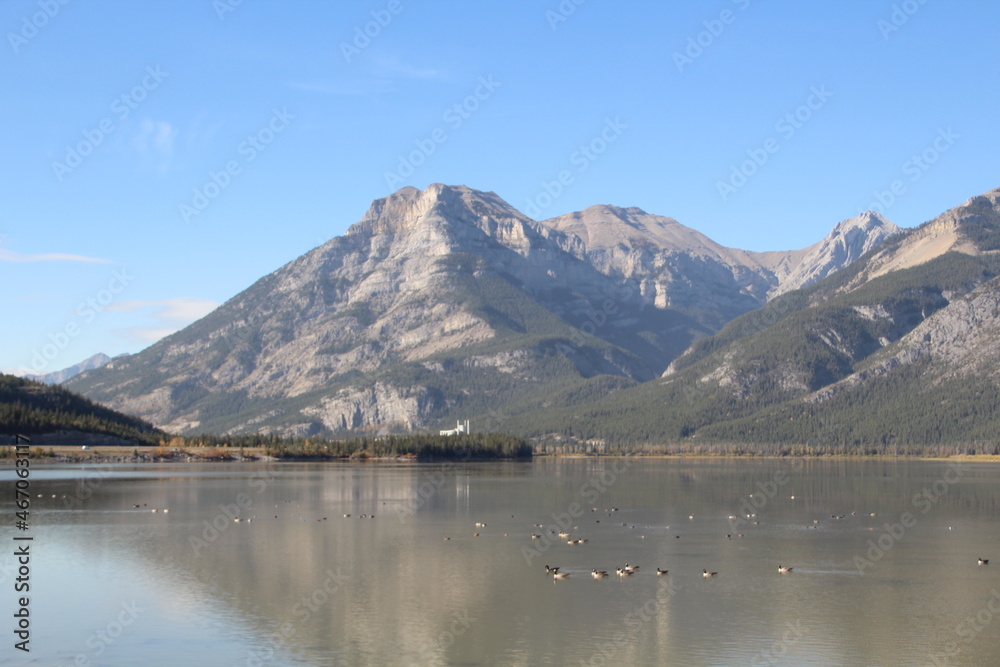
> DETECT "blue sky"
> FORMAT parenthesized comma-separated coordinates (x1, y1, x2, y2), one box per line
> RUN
(2, 0, 998, 375)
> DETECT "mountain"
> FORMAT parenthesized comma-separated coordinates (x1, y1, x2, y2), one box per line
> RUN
(543, 205, 900, 327)
(765, 211, 901, 295)
(66, 184, 899, 438)
(27, 352, 111, 385)
(510, 187, 1000, 450)
(0, 373, 163, 446)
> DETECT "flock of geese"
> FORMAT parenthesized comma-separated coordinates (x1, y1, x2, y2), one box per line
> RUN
(541, 563, 790, 580)
(520, 505, 804, 582)
(515, 506, 992, 582)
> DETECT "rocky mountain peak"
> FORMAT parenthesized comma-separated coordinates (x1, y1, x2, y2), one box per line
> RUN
(346, 184, 541, 251)
(27, 352, 111, 385)
(844, 187, 1000, 286)
(771, 211, 903, 295)
(824, 210, 902, 256)
(542, 205, 722, 256)
(837, 209, 897, 232)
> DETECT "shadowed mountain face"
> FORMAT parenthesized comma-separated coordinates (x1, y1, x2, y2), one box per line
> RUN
(66, 184, 908, 438)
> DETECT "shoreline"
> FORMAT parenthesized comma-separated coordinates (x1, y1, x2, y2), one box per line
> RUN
(0, 445, 532, 465)
(4, 445, 999, 465)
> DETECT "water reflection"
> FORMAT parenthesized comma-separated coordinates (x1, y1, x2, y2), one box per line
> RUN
(4, 458, 1000, 666)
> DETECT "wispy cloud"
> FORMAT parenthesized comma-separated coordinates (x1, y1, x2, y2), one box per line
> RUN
(0, 248, 113, 264)
(132, 118, 178, 171)
(109, 297, 220, 346)
(107, 297, 219, 321)
(116, 327, 180, 344)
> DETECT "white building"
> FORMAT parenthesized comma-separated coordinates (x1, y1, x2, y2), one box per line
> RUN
(439, 420, 470, 436)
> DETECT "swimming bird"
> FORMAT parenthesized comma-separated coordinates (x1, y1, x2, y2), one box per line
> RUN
(656, 568, 668, 576)
(624, 563, 639, 573)
(778, 565, 793, 574)
(553, 571, 570, 579)
(703, 569, 718, 578)
(592, 569, 609, 579)
(545, 565, 560, 574)
(979, 558, 990, 565)
(616, 567, 633, 577)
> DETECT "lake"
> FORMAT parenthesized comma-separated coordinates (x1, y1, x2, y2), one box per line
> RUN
(3, 457, 1000, 666)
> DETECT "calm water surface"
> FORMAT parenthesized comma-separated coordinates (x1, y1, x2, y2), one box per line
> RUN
(2, 458, 999, 666)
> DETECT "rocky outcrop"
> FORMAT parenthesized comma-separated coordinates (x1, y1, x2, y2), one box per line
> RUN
(812, 277, 1000, 405)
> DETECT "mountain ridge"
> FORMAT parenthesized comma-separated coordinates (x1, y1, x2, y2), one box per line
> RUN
(26, 352, 111, 385)
(509, 186, 1000, 449)
(64, 183, 944, 441)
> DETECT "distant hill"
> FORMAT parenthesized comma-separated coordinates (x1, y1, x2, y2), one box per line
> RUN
(27, 352, 112, 385)
(65, 184, 896, 439)
(0, 373, 163, 446)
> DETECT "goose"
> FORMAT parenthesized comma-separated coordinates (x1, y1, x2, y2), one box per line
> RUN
(553, 571, 570, 579)
(531, 534, 542, 540)
(979, 558, 990, 565)
(558, 532, 571, 539)
(616, 567, 633, 577)
(545, 565, 560, 574)
(591, 569, 609, 579)
(778, 565, 793, 574)
(703, 569, 718, 578)
(656, 568, 669, 576)
(624, 563, 639, 573)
